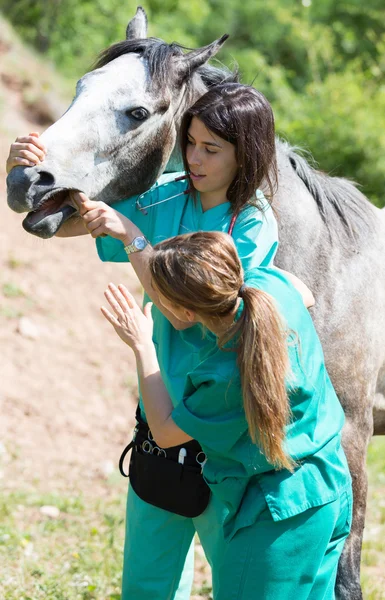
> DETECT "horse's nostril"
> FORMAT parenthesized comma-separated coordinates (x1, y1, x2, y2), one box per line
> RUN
(37, 171, 55, 187)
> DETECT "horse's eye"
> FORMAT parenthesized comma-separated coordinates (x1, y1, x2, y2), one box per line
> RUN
(127, 107, 149, 121)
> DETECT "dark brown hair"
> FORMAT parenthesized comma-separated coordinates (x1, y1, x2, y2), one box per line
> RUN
(179, 83, 277, 216)
(150, 231, 294, 471)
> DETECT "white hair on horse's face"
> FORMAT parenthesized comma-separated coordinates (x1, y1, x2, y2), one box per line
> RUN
(39, 53, 175, 204)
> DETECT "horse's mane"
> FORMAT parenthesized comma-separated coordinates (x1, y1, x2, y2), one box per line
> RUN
(94, 37, 238, 89)
(277, 139, 376, 244)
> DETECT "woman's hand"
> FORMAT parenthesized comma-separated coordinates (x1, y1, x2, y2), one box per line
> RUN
(70, 191, 134, 242)
(6, 132, 47, 174)
(101, 283, 154, 353)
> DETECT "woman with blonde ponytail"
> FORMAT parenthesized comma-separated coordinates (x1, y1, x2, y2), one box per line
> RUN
(102, 230, 352, 600)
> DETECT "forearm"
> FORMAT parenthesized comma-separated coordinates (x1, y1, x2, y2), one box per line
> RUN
(135, 343, 192, 447)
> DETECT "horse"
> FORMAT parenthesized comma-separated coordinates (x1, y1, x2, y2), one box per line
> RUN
(6, 7, 385, 599)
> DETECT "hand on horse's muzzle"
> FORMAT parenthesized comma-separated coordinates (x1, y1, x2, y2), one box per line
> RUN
(69, 190, 90, 214)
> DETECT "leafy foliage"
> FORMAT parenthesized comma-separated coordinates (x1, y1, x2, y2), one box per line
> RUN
(1, 0, 384, 205)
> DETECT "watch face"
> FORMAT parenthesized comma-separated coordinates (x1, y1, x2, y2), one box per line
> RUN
(134, 237, 147, 251)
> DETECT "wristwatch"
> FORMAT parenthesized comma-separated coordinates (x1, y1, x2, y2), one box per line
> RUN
(124, 235, 148, 256)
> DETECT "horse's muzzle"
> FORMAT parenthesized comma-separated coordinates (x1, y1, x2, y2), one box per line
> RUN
(7, 166, 77, 238)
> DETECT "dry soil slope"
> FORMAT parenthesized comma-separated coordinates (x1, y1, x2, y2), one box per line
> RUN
(0, 16, 140, 493)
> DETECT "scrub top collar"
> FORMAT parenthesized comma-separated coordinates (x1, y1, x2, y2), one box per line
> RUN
(195, 192, 231, 217)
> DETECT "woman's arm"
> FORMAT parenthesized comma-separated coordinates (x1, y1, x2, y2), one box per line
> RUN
(74, 192, 193, 330)
(275, 268, 315, 308)
(102, 284, 192, 447)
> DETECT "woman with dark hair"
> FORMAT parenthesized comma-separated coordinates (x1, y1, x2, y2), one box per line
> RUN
(179, 84, 277, 214)
(101, 230, 352, 599)
(7, 83, 313, 599)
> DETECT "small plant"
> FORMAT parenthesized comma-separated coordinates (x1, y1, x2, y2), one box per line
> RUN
(7, 254, 25, 269)
(2, 283, 25, 298)
(0, 305, 24, 319)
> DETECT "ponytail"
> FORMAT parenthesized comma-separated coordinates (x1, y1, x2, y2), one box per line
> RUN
(221, 286, 295, 471)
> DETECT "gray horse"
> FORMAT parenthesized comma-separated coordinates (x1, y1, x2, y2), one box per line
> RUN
(6, 7, 385, 599)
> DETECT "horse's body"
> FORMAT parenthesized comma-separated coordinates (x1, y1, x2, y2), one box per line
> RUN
(6, 8, 385, 598)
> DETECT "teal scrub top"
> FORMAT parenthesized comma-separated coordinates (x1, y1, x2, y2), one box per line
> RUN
(172, 268, 352, 539)
(96, 173, 278, 406)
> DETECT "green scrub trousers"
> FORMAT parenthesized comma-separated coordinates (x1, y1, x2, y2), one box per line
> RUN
(122, 486, 351, 600)
(215, 490, 352, 600)
(121, 486, 228, 599)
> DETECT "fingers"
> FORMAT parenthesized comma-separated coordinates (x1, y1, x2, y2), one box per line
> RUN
(78, 204, 125, 239)
(13, 137, 46, 157)
(70, 191, 106, 226)
(117, 284, 136, 309)
(82, 216, 109, 238)
(104, 289, 125, 321)
(17, 148, 45, 163)
(70, 190, 92, 215)
(6, 134, 47, 174)
(100, 305, 120, 328)
(104, 283, 134, 322)
(6, 156, 36, 172)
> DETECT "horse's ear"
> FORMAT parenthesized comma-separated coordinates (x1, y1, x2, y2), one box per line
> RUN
(126, 6, 148, 40)
(175, 34, 229, 84)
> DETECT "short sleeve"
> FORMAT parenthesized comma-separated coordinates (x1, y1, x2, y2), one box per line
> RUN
(233, 193, 278, 271)
(172, 377, 247, 454)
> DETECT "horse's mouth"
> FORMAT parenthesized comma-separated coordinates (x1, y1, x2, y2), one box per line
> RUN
(22, 190, 77, 238)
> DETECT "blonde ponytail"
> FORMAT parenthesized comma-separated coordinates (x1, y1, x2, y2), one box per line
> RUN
(221, 286, 295, 471)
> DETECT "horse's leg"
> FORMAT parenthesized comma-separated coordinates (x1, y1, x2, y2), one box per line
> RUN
(335, 412, 373, 600)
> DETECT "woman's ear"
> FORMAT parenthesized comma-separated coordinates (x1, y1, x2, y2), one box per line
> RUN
(184, 308, 197, 323)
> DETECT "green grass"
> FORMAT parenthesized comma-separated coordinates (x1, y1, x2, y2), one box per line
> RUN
(0, 489, 125, 600)
(361, 437, 385, 599)
(0, 305, 24, 319)
(2, 283, 26, 298)
(1, 439, 384, 599)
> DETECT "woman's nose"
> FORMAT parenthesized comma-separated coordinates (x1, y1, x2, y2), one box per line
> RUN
(187, 146, 202, 166)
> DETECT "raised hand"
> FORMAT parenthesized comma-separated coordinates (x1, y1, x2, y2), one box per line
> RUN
(101, 283, 154, 352)
(6, 132, 47, 174)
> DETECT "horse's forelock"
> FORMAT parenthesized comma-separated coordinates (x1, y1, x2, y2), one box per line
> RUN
(93, 38, 238, 92)
(94, 38, 185, 89)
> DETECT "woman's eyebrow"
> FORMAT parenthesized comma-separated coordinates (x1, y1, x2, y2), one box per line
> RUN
(187, 132, 222, 148)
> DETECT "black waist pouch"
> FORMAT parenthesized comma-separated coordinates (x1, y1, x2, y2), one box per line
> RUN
(119, 407, 211, 518)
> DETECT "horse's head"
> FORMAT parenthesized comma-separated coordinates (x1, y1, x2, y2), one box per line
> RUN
(7, 7, 229, 238)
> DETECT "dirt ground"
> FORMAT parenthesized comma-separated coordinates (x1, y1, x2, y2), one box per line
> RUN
(0, 35, 140, 496)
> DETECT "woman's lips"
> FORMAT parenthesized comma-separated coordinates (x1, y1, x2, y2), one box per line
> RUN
(190, 172, 206, 181)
